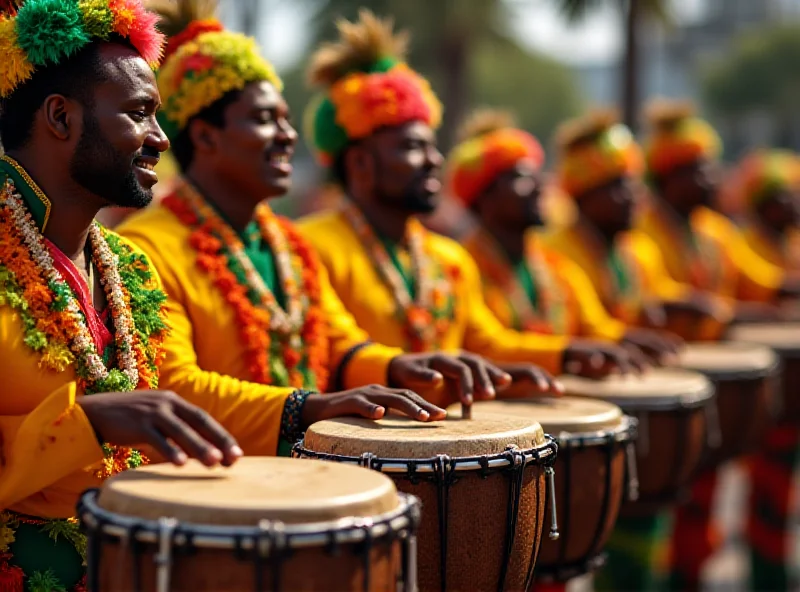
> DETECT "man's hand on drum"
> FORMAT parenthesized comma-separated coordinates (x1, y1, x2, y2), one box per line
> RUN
(301, 386, 447, 424)
(563, 339, 649, 379)
(79, 391, 243, 468)
(488, 363, 565, 399)
(621, 328, 683, 365)
(387, 352, 562, 406)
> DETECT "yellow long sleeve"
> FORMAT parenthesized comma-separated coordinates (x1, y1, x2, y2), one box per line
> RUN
(298, 211, 569, 375)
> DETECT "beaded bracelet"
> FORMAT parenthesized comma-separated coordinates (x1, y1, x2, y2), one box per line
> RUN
(280, 389, 315, 444)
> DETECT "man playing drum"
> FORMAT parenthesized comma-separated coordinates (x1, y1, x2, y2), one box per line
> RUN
(639, 101, 800, 591)
(118, 0, 531, 457)
(297, 11, 651, 408)
(0, 1, 245, 588)
(445, 108, 680, 366)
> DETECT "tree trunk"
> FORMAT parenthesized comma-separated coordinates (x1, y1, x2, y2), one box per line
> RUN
(437, 28, 469, 152)
(622, 0, 640, 131)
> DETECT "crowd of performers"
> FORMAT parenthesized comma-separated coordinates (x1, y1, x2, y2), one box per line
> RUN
(1, 0, 799, 590)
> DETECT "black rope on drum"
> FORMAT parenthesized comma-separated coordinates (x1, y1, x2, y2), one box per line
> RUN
(497, 447, 528, 592)
(587, 439, 615, 559)
(558, 445, 571, 563)
(432, 454, 455, 592)
(128, 523, 145, 592)
(360, 523, 374, 592)
(523, 452, 544, 592)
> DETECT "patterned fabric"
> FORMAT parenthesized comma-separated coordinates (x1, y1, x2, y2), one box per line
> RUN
(665, 469, 722, 591)
(746, 424, 800, 591)
(595, 513, 672, 592)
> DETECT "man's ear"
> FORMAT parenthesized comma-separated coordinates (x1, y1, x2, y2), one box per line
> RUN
(188, 118, 222, 157)
(42, 94, 78, 141)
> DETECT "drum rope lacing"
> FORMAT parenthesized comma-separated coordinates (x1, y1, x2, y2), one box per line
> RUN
(77, 488, 421, 592)
(294, 437, 558, 592)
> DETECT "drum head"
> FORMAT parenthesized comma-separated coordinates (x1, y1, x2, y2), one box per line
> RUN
(556, 368, 713, 411)
(445, 397, 623, 434)
(727, 322, 800, 354)
(677, 342, 778, 379)
(303, 414, 545, 458)
(97, 457, 399, 525)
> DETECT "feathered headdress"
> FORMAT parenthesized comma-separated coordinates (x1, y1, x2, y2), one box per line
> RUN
(554, 109, 643, 198)
(643, 98, 721, 179)
(304, 9, 442, 166)
(0, 0, 165, 99)
(150, 0, 281, 140)
(446, 108, 544, 206)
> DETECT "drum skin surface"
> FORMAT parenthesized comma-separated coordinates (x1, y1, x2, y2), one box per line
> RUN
(81, 458, 417, 592)
(301, 414, 556, 592)
(454, 398, 632, 582)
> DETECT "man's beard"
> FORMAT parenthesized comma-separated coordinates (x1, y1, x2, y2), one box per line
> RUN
(69, 112, 153, 209)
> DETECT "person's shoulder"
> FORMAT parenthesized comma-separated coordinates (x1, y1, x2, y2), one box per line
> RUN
(425, 228, 471, 263)
(295, 209, 347, 236)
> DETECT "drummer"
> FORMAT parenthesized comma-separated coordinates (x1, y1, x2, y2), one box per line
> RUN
(0, 1, 244, 588)
(737, 149, 800, 277)
(731, 150, 800, 591)
(638, 100, 800, 591)
(638, 99, 800, 321)
(118, 2, 547, 451)
(297, 11, 652, 404)
(445, 108, 680, 364)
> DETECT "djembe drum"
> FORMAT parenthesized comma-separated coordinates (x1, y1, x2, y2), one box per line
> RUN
(446, 397, 636, 583)
(727, 323, 800, 423)
(557, 369, 715, 515)
(77, 457, 420, 592)
(293, 414, 558, 592)
(676, 342, 779, 466)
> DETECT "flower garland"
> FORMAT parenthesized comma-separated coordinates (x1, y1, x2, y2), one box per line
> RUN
(467, 230, 570, 334)
(0, 173, 168, 591)
(341, 202, 456, 352)
(162, 182, 328, 390)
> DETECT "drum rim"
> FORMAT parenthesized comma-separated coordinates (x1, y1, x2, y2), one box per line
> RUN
(678, 361, 779, 382)
(570, 384, 715, 411)
(291, 434, 558, 474)
(77, 488, 421, 550)
(549, 415, 638, 449)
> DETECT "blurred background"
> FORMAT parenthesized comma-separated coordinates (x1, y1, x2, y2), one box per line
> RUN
(186, 0, 800, 226)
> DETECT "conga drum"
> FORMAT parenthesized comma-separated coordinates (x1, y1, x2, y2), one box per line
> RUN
(446, 397, 636, 583)
(676, 342, 779, 466)
(727, 323, 800, 422)
(557, 369, 714, 516)
(77, 457, 420, 591)
(293, 415, 558, 592)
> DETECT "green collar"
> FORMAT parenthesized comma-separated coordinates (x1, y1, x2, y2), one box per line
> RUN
(0, 155, 52, 232)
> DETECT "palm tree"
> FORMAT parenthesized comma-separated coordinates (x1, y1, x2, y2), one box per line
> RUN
(553, 0, 670, 131)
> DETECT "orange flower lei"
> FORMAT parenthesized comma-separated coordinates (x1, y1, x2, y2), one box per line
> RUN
(341, 202, 456, 352)
(0, 179, 168, 479)
(468, 230, 570, 334)
(162, 182, 329, 390)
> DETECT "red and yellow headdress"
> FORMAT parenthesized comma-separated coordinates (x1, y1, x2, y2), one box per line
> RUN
(0, 0, 165, 99)
(738, 149, 800, 210)
(555, 109, 644, 198)
(446, 109, 544, 207)
(304, 9, 442, 166)
(643, 98, 722, 179)
(149, 0, 282, 140)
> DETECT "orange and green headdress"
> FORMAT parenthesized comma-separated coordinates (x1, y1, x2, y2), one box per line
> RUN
(304, 9, 442, 166)
(643, 98, 722, 180)
(149, 0, 282, 140)
(0, 0, 165, 99)
(738, 149, 800, 210)
(554, 109, 644, 198)
(446, 109, 545, 207)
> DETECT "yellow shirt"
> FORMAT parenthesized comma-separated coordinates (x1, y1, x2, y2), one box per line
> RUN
(0, 232, 163, 518)
(117, 203, 403, 457)
(544, 222, 689, 324)
(741, 223, 800, 272)
(462, 231, 626, 341)
(297, 210, 570, 392)
(638, 204, 782, 302)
